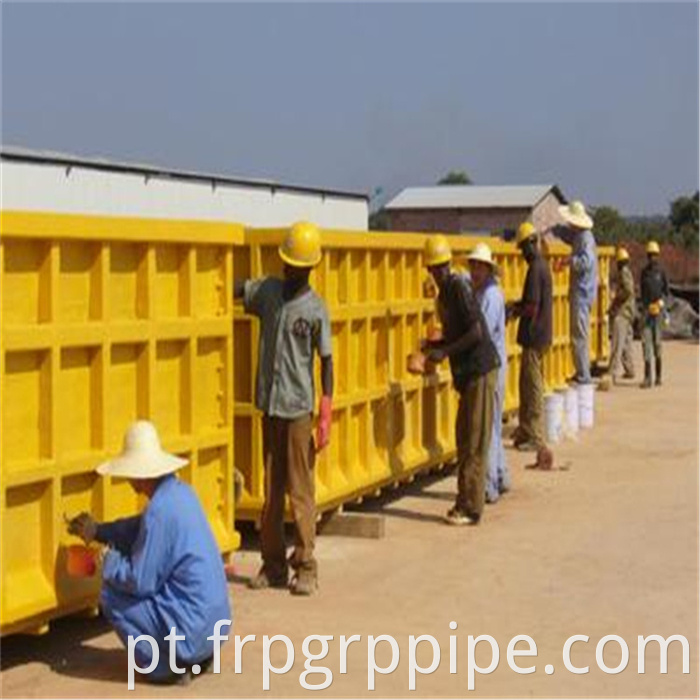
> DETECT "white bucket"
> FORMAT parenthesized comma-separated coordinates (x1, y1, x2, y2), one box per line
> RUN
(564, 386, 579, 438)
(544, 392, 564, 444)
(578, 383, 595, 429)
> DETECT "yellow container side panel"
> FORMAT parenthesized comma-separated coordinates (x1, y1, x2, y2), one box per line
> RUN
(0, 211, 242, 636)
(234, 229, 613, 520)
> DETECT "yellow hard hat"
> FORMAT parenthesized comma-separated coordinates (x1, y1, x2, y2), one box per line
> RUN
(616, 248, 630, 262)
(516, 221, 537, 246)
(646, 240, 660, 255)
(424, 235, 452, 268)
(278, 221, 322, 267)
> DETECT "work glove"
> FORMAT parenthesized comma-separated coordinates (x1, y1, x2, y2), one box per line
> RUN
(66, 512, 98, 544)
(426, 348, 446, 364)
(316, 396, 332, 452)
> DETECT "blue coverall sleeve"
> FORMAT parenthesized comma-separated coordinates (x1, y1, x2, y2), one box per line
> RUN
(95, 516, 142, 555)
(101, 509, 173, 597)
(571, 236, 595, 275)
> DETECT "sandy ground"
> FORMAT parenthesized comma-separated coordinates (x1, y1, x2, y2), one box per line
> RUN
(1, 341, 698, 699)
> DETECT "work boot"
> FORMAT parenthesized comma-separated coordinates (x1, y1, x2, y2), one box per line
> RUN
(516, 440, 539, 453)
(291, 566, 318, 596)
(444, 506, 480, 526)
(655, 358, 662, 386)
(248, 566, 288, 590)
(640, 362, 652, 389)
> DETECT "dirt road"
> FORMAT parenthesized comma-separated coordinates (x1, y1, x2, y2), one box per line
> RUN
(2, 342, 698, 698)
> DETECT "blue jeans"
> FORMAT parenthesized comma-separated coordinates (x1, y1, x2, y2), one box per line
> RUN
(571, 300, 592, 383)
(486, 368, 510, 501)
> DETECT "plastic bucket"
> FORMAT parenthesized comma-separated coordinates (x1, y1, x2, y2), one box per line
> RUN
(544, 392, 564, 444)
(66, 545, 98, 578)
(564, 386, 579, 437)
(578, 383, 595, 429)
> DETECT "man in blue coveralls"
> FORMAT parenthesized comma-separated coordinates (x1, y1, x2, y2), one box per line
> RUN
(555, 200, 598, 384)
(67, 420, 231, 686)
(466, 242, 510, 503)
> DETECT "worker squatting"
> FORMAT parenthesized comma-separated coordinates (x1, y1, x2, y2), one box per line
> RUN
(66, 204, 673, 687)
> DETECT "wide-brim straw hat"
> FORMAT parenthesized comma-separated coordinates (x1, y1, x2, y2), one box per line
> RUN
(97, 420, 188, 479)
(558, 200, 593, 230)
(467, 242, 497, 267)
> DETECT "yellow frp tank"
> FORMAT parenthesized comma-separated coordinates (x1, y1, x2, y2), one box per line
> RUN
(232, 225, 613, 521)
(0, 211, 242, 636)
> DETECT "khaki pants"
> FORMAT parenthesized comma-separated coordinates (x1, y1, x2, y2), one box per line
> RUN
(261, 414, 316, 576)
(610, 315, 635, 378)
(455, 369, 497, 518)
(518, 347, 546, 448)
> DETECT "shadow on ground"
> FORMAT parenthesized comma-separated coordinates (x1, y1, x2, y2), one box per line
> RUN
(0, 615, 127, 684)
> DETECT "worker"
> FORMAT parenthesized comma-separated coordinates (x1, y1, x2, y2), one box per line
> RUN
(467, 242, 510, 503)
(556, 201, 598, 384)
(507, 222, 553, 453)
(234, 221, 333, 595)
(640, 240, 669, 388)
(609, 247, 637, 384)
(67, 420, 231, 686)
(422, 235, 500, 525)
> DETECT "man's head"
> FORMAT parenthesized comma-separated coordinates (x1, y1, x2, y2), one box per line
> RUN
(467, 243, 497, 290)
(616, 247, 630, 270)
(646, 240, 660, 263)
(516, 222, 538, 262)
(424, 235, 453, 290)
(283, 263, 312, 285)
(96, 421, 188, 484)
(558, 200, 593, 232)
(279, 221, 322, 269)
(129, 477, 162, 498)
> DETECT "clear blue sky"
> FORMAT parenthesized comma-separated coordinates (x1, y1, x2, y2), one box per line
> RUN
(2, 2, 698, 215)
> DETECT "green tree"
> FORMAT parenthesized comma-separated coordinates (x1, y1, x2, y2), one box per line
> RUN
(670, 191, 699, 251)
(369, 209, 391, 231)
(437, 170, 472, 185)
(591, 205, 627, 245)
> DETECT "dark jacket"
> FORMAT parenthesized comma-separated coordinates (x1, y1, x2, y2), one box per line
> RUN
(517, 254, 553, 350)
(640, 261, 669, 307)
(437, 273, 500, 392)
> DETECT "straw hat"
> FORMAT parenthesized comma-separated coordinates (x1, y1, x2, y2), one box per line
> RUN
(97, 421, 188, 479)
(466, 242, 497, 267)
(558, 200, 593, 230)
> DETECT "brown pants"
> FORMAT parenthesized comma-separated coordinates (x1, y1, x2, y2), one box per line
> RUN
(261, 414, 317, 576)
(455, 369, 497, 518)
(518, 347, 546, 448)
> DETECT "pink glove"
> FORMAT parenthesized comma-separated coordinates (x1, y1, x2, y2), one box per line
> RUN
(316, 396, 332, 451)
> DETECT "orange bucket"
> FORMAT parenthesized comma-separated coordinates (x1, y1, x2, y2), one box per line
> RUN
(66, 545, 98, 578)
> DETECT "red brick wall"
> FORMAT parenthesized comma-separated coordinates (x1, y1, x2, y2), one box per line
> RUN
(385, 192, 564, 235)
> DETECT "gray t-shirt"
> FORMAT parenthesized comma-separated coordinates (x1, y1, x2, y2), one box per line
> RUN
(244, 277, 332, 419)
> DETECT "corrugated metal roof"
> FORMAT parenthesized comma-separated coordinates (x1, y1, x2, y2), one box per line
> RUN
(1, 145, 369, 201)
(385, 184, 564, 210)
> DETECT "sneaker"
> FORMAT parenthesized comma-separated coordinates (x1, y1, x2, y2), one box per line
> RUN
(248, 567, 288, 590)
(290, 568, 318, 596)
(444, 506, 479, 526)
(485, 492, 499, 505)
(640, 378, 652, 389)
(622, 371, 635, 380)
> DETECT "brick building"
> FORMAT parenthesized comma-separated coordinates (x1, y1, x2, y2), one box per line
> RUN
(384, 184, 567, 235)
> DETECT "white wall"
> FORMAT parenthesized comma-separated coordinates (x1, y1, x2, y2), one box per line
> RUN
(0, 160, 368, 229)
